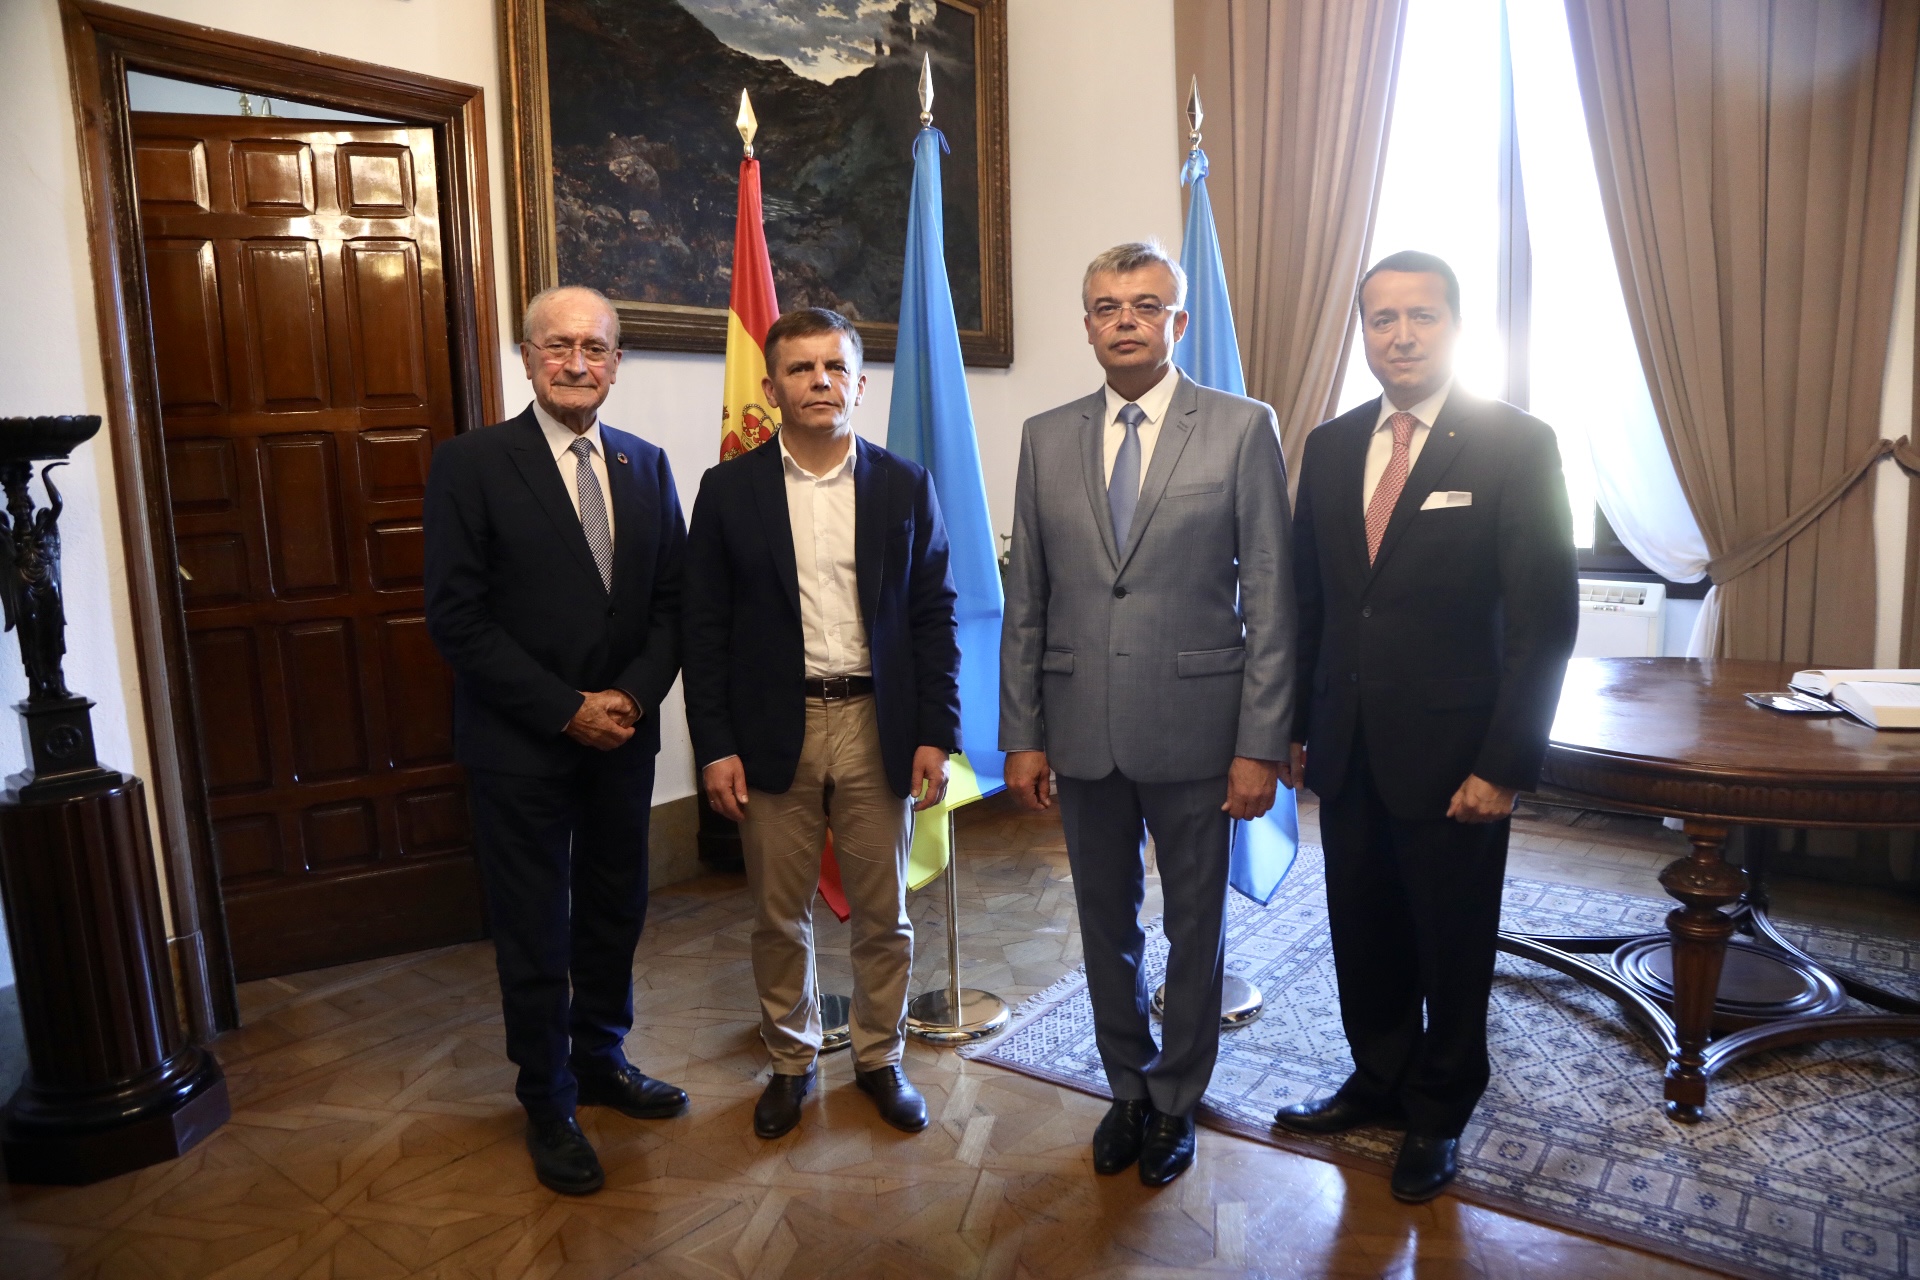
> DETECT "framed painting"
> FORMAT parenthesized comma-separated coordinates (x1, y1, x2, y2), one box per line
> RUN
(498, 0, 1011, 366)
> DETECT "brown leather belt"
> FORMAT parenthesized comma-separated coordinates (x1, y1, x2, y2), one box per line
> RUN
(804, 675, 874, 700)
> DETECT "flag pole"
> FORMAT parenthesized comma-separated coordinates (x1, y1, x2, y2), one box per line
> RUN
(1150, 77, 1265, 1032)
(896, 55, 1007, 1045)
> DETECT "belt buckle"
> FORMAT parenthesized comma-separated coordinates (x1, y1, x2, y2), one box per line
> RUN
(821, 675, 851, 700)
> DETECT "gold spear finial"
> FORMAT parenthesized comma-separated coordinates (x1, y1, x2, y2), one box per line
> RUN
(918, 52, 934, 128)
(1186, 75, 1203, 152)
(737, 89, 758, 159)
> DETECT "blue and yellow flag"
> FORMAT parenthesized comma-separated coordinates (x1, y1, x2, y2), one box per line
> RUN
(888, 125, 1004, 890)
(1174, 143, 1299, 906)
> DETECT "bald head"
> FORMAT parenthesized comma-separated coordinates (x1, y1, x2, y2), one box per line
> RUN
(522, 285, 619, 347)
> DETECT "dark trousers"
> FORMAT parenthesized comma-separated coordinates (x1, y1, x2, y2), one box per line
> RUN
(1057, 770, 1232, 1118)
(1317, 736, 1510, 1138)
(468, 749, 655, 1121)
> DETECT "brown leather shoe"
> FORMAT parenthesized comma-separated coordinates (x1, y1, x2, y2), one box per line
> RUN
(753, 1067, 816, 1139)
(854, 1064, 929, 1132)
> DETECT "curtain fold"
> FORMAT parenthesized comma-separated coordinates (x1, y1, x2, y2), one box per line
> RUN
(1175, 0, 1410, 483)
(1564, 0, 1919, 664)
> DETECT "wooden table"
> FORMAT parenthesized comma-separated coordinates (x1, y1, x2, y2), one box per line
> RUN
(1504, 656, 1920, 1122)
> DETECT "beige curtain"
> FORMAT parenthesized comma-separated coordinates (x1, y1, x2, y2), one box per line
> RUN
(1565, 0, 1918, 664)
(1174, 0, 1409, 483)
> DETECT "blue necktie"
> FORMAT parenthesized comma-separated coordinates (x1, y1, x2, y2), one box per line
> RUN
(569, 435, 614, 591)
(1109, 402, 1146, 547)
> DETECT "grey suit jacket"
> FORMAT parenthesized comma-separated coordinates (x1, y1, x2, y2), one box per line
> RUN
(999, 372, 1295, 783)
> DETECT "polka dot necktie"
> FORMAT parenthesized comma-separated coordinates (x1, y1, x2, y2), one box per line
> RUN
(1365, 412, 1418, 564)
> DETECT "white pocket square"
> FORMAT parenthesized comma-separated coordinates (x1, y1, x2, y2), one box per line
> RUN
(1420, 490, 1472, 510)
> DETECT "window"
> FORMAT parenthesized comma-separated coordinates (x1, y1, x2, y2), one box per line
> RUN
(1335, 0, 1670, 554)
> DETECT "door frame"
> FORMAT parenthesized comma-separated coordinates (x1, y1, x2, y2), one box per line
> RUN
(61, 0, 505, 1035)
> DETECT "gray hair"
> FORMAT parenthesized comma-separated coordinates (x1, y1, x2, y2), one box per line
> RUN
(521, 285, 620, 344)
(1081, 240, 1188, 310)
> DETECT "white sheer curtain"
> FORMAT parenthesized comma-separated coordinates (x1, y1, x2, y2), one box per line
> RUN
(1507, 0, 1716, 653)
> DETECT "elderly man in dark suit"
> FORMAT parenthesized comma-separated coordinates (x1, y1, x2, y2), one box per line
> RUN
(424, 285, 689, 1197)
(1278, 250, 1579, 1202)
(682, 307, 960, 1142)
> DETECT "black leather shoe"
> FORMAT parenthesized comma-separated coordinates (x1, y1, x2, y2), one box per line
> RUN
(1091, 1098, 1152, 1175)
(855, 1065, 930, 1132)
(526, 1115, 603, 1195)
(754, 1067, 816, 1139)
(1390, 1133, 1460, 1203)
(575, 1063, 689, 1119)
(1273, 1092, 1404, 1135)
(1137, 1110, 1196, 1187)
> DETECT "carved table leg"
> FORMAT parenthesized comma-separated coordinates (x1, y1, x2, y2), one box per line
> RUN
(1658, 821, 1747, 1122)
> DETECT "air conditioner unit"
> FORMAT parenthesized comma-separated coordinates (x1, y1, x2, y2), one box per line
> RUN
(1574, 578, 1666, 658)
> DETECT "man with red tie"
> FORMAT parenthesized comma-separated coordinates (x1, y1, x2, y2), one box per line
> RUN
(1277, 251, 1578, 1202)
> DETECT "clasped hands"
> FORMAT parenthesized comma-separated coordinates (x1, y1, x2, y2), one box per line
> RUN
(565, 688, 641, 750)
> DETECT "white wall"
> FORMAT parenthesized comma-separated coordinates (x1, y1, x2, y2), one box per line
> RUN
(0, 0, 1182, 980)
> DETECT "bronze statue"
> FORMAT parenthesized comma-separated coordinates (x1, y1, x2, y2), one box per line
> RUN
(0, 462, 71, 703)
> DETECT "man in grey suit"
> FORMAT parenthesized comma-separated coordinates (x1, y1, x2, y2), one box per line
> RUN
(1000, 241, 1295, 1187)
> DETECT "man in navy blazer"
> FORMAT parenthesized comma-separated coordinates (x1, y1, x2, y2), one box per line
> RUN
(424, 286, 689, 1196)
(682, 308, 960, 1141)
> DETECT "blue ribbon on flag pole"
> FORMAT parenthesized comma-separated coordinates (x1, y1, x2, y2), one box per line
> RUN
(1174, 145, 1299, 906)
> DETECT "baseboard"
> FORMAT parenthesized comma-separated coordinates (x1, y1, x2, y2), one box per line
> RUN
(649, 795, 701, 889)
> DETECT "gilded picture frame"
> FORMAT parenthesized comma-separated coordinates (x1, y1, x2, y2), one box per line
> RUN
(497, 0, 1012, 366)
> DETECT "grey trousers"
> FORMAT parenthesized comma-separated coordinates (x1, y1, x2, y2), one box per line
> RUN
(1056, 769, 1232, 1117)
(738, 695, 914, 1073)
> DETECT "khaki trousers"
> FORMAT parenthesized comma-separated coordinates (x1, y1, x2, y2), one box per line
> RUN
(738, 694, 913, 1073)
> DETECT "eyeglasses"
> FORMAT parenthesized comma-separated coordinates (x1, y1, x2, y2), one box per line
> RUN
(530, 340, 616, 366)
(1087, 300, 1171, 327)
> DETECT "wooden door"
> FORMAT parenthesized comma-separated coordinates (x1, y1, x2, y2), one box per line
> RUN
(131, 113, 483, 981)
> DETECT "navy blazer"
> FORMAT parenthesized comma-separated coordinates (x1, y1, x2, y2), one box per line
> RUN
(1292, 391, 1578, 819)
(681, 434, 961, 798)
(423, 407, 686, 777)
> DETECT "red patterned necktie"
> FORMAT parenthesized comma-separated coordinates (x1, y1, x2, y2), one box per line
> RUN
(1365, 412, 1418, 564)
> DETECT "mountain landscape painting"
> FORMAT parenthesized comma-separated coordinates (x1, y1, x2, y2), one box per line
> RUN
(527, 0, 1009, 362)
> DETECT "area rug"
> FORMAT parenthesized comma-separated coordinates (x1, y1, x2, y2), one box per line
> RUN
(963, 844, 1920, 1280)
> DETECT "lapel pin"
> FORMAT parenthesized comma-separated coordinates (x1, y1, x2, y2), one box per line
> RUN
(1447, 432, 1455, 438)
(616, 452, 628, 464)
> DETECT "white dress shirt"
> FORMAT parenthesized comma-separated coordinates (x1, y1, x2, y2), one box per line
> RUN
(1100, 365, 1182, 494)
(1362, 380, 1452, 509)
(780, 434, 870, 678)
(532, 400, 616, 540)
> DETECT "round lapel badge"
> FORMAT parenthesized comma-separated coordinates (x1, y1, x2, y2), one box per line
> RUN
(616, 452, 629, 464)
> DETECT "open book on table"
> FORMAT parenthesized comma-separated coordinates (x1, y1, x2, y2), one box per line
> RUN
(1789, 669, 1920, 729)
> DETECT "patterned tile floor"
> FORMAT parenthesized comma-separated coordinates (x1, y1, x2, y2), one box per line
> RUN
(0, 794, 1912, 1278)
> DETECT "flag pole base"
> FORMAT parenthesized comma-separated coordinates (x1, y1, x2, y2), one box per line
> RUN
(819, 991, 853, 1053)
(1151, 975, 1264, 1029)
(905, 989, 1010, 1045)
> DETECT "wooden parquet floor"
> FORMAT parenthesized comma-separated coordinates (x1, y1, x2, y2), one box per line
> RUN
(12, 792, 1904, 1279)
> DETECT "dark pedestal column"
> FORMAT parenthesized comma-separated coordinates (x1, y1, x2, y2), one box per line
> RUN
(0, 773, 229, 1184)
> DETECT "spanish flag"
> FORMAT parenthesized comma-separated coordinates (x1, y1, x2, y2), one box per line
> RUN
(719, 110, 779, 460)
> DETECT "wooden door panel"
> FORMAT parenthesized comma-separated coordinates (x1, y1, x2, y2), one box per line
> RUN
(135, 114, 481, 981)
(133, 136, 210, 212)
(146, 239, 228, 414)
(257, 434, 348, 596)
(165, 438, 240, 512)
(337, 144, 414, 217)
(231, 139, 315, 214)
(187, 628, 272, 795)
(280, 619, 371, 780)
(238, 240, 330, 411)
(343, 241, 429, 408)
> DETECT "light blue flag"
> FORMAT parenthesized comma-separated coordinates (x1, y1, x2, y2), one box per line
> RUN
(1174, 145, 1299, 907)
(889, 126, 1005, 886)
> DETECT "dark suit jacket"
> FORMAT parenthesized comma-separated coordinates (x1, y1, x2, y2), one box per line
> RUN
(1293, 391, 1578, 819)
(681, 434, 961, 799)
(423, 407, 686, 777)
